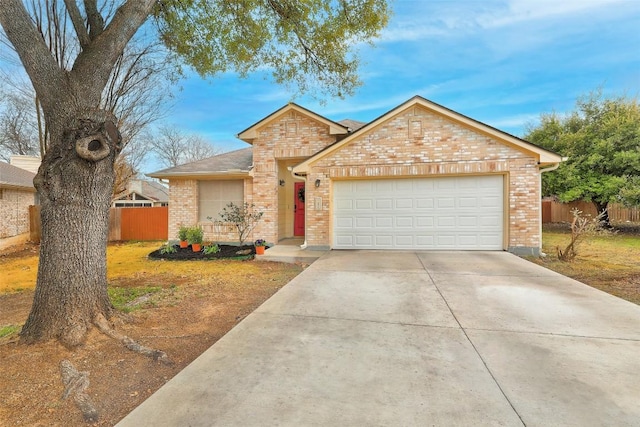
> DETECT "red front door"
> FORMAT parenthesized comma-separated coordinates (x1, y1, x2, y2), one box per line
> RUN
(294, 182, 305, 236)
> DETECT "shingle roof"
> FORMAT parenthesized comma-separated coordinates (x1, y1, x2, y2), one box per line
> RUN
(116, 179, 169, 202)
(147, 147, 253, 178)
(337, 119, 367, 132)
(0, 161, 36, 190)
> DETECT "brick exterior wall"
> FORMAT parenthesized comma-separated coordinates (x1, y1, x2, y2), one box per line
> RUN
(305, 105, 541, 253)
(0, 188, 36, 238)
(166, 103, 545, 253)
(168, 179, 198, 241)
(168, 178, 255, 244)
(251, 110, 338, 245)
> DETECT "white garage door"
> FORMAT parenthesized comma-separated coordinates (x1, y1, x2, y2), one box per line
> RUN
(333, 176, 503, 250)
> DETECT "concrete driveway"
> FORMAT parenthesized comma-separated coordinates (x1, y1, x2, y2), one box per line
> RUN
(117, 251, 640, 427)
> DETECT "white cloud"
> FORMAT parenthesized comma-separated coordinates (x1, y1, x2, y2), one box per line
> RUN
(478, 0, 634, 29)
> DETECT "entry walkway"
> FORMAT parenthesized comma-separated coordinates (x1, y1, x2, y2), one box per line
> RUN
(255, 238, 328, 264)
(117, 251, 640, 426)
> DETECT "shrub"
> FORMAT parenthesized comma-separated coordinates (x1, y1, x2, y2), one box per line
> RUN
(216, 202, 264, 245)
(203, 244, 220, 255)
(160, 244, 177, 254)
(186, 226, 204, 245)
(177, 225, 189, 241)
(557, 209, 610, 261)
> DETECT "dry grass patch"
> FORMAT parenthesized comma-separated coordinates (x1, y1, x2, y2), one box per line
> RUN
(0, 241, 304, 426)
(527, 226, 640, 304)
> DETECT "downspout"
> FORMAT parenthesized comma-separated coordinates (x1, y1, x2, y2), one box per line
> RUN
(288, 167, 307, 249)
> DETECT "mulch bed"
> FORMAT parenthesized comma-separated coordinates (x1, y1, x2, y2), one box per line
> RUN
(148, 244, 260, 260)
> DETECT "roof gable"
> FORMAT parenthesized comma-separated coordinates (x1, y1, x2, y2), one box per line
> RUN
(238, 103, 349, 143)
(293, 96, 563, 173)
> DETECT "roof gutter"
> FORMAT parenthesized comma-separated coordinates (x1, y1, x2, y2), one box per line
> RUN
(539, 157, 568, 174)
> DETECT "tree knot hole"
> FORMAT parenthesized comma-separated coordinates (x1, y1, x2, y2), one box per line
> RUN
(88, 139, 102, 151)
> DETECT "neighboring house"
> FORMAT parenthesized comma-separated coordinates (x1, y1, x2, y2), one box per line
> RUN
(149, 96, 563, 255)
(8, 155, 41, 174)
(0, 161, 37, 238)
(112, 179, 169, 207)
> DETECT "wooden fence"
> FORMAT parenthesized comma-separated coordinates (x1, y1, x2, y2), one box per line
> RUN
(29, 206, 168, 243)
(542, 200, 640, 223)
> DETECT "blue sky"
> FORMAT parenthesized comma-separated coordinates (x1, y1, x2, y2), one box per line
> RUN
(156, 0, 639, 173)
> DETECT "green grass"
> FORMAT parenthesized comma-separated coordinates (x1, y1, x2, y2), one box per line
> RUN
(108, 285, 163, 313)
(0, 325, 21, 339)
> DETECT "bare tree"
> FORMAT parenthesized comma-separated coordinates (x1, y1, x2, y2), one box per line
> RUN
(0, 1, 172, 166)
(0, 87, 39, 160)
(150, 124, 220, 168)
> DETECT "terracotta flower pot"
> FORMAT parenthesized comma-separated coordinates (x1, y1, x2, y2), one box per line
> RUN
(191, 243, 202, 252)
(255, 246, 265, 255)
(179, 240, 188, 249)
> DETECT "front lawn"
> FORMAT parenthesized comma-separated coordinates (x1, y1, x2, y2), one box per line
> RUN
(0, 241, 303, 426)
(527, 226, 640, 305)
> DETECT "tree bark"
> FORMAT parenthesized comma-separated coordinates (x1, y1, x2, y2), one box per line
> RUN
(594, 201, 611, 229)
(21, 112, 121, 347)
(0, 0, 155, 346)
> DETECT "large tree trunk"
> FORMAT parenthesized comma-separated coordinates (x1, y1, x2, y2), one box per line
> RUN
(21, 112, 121, 347)
(593, 201, 611, 229)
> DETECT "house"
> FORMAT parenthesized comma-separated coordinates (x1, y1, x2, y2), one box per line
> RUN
(0, 161, 37, 238)
(112, 179, 169, 207)
(149, 96, 562, 255)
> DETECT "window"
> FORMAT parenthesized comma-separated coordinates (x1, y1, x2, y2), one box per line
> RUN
(198, 180, 244, 222)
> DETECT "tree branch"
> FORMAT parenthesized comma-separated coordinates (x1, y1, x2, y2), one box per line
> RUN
(84, 0, 105, 39)
(63, 0, 90, 49)
(71, 0, 157, 102)
(0, 0, 68, 112)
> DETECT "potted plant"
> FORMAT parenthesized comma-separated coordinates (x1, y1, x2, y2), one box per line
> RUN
(187, 226, 204, 252)
(177, 225, 189, 248)
(254, 239, 267, 255)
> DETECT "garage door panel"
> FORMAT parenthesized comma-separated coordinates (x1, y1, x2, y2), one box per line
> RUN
(355, 235, 374, 246)
(335, 235, 354, 246)
(480, 215, 501, 227)
(396, 217, 413, 227)
(355, 181, 373, 192)
(481, 196, 500, 207)
(375, 199, 393, 209)
(395, 198, 413, 209)
(415, 198, 434, 209)
(355, 199, 373, 210)
(355, 217, 373, 228)
(458, 216, 478, 227)
(458, 235, 478, 246)
(416, 235, 435, 246)
(416, 216, 435, 227)
(375, 181, 394, 192)
(437, 197, 455, 208)
(335, 217, 353, 228)
(333, 176, 503, 250)
(373, 235, 392, 246)
(437, 216, 456, 227)
(335, 199, 353, 210)
(375, 217, 393, 228)
(395, 235, 414, 246)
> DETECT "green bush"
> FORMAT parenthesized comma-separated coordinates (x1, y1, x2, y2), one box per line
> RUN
(177, 225, 189, 241)
(186, 226, 204, 244)
(203, 244, 220, 254)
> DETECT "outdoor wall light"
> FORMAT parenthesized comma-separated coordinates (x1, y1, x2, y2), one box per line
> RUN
(279, 179, 285, 186)
(315, 179, 321, 188)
